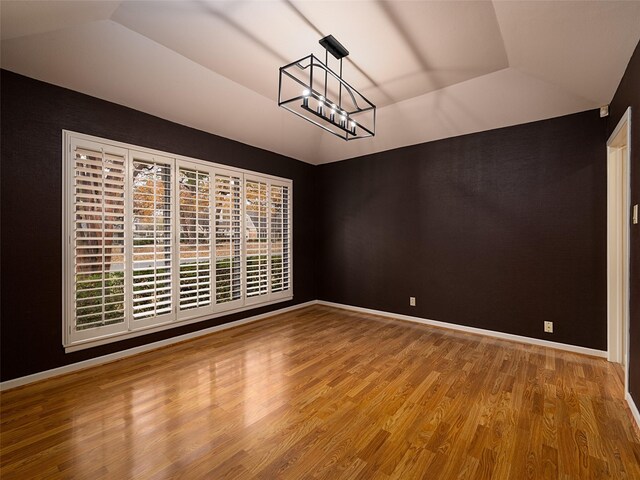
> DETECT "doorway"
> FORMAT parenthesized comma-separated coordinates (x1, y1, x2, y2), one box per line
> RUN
(607, 107, 631, 391)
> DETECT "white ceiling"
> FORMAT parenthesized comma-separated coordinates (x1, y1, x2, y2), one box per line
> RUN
(2, 1, 640, 165)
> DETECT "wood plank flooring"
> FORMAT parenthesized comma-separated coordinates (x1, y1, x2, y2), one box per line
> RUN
(1, 305, 639, 479)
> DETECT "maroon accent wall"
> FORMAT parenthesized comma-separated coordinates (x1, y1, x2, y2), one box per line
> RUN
(317, 110, 608, 350)
(0, 70, 317, 382)
(609, 40, 640, 406)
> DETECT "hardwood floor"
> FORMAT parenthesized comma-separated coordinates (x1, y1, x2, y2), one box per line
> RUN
(1, 305, 639, 479)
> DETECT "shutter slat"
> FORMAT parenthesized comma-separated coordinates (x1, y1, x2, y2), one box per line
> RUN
(179, 166, 212, 311)
(132, 158, 173, 320)
(216, 174, 243, 304)
(271, 184, 290, 294)
(73, 144, 127, 332)
(245, 180, 269, 298)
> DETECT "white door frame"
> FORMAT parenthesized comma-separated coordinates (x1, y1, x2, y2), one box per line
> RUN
(606, 107, 631, 393)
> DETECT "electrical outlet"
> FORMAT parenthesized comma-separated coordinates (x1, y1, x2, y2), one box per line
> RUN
(409, 297, 416, 307)
(544, 321, 553, 333)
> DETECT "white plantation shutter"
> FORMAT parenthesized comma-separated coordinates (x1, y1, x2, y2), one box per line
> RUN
(70, 140, 128, 341)
(215, 171, 243, 309)
(245, 177, 269, 302)
(178, 164, 212, 316)
(270, 183, 291, 297)
(131, 152, 174, 326)
(64, 132, 292, 349)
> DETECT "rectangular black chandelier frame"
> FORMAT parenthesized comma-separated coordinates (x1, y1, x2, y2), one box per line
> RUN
(278, 50, 376, 141)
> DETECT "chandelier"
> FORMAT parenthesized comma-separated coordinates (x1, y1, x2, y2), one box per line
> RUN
(278, 35, 376, 141)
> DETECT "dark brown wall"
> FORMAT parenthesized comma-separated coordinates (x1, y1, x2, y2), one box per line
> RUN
(317, 110, 608, 350)
(609, 40, 640, 406)
(0, 70, 317, 381)
(0, 66, 617, 383)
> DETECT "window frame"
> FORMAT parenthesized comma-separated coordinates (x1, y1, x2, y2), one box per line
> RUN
(65, 137, 131, 343)
(129, 150, 177, 330)
(212, 167, 246, 313)
(175, 159, 215, 322)
(62, 131, 293, 352)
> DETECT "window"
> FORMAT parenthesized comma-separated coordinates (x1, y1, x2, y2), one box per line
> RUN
(245, 177, 269, 302)
(131, 152, 174, 327)
(214, 171, 243, 308)
(178, 164, 211, 316)
(64, 132, 292, 350)
(270, 183, 291, 294)
(70, 142, 127, 341)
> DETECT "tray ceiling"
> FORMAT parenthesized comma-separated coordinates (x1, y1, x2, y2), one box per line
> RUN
(2, 0, 640, 164)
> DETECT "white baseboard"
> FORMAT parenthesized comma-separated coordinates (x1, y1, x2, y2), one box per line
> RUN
(0, 300, 318, 392)
(0, 299, 611, 392)
(627, 392, 640, 431)
(317, 300, 608, 358)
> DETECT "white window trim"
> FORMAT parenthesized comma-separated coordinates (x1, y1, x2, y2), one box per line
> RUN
(62, 130, 293, 352)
